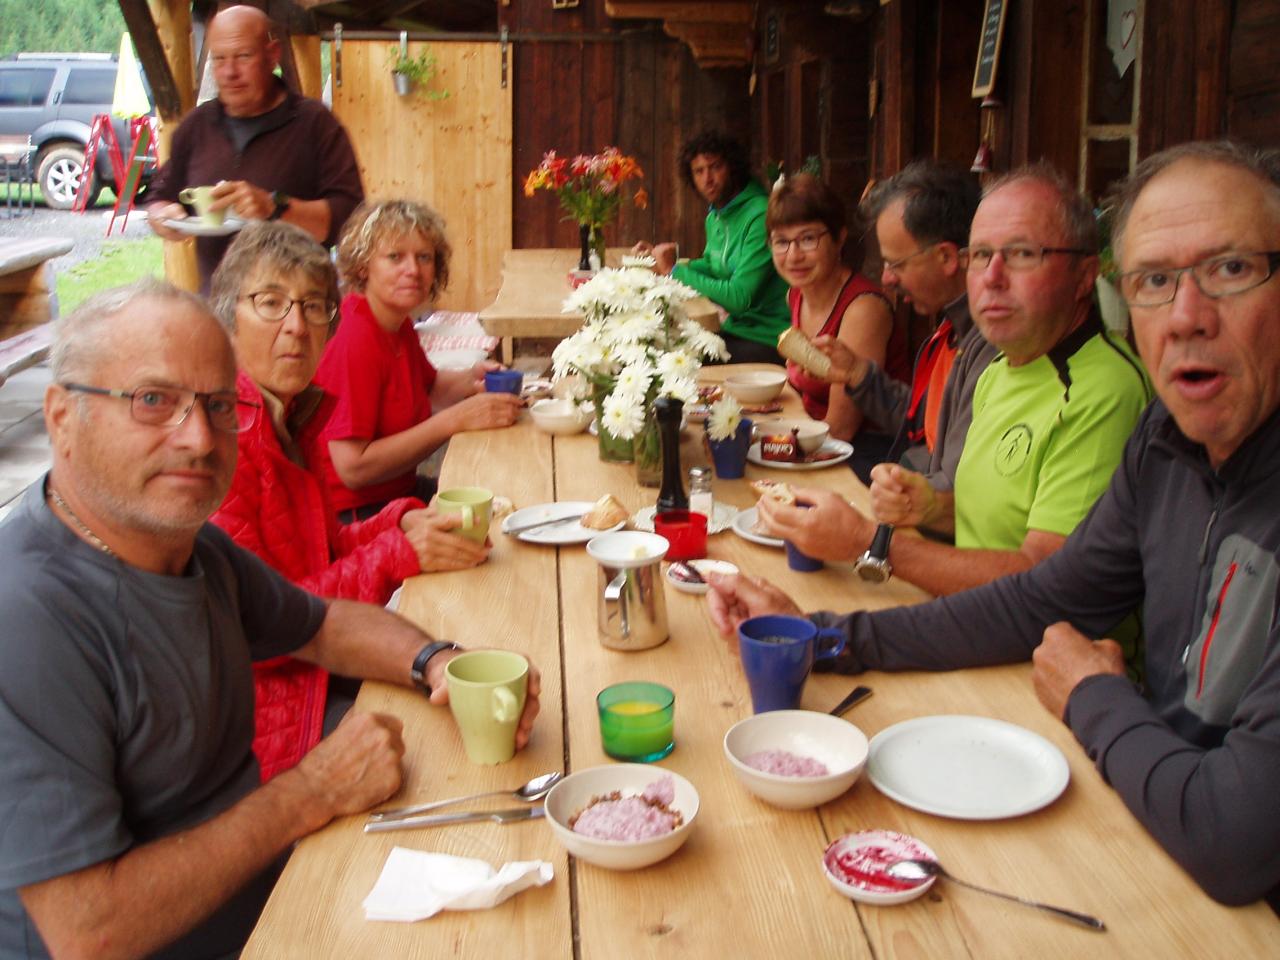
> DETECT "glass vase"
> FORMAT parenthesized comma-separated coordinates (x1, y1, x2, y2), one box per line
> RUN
(578, 222, 607, 272)
(594, 392, 634, 463)
(633, 411, 662, 487)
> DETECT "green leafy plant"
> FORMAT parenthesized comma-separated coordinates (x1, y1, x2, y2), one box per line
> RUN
(386, 44, 450, 100)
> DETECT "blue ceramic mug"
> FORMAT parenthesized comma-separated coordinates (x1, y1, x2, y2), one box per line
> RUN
(738, 614, 847, 713)
(484, 368, 523, 394)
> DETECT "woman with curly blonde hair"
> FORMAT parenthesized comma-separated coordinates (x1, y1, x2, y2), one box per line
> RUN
(315, 199, 521, 521)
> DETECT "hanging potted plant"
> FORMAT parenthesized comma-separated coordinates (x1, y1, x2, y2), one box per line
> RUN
(386, 44, 450, 100)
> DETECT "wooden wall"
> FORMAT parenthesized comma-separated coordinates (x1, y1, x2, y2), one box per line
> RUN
(502, 0, 750, 256)
(1226, 0, 1280, 147)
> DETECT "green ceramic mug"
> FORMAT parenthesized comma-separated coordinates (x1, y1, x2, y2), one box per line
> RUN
(435, 486, 493, 544)
(445, 650, 529, 765)
(177, 185, 225, 226)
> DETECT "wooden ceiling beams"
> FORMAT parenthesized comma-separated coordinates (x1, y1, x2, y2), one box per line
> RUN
(604, 1, 754, 67)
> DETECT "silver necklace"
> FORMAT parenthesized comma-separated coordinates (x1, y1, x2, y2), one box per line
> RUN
(47, 484, 115, 556)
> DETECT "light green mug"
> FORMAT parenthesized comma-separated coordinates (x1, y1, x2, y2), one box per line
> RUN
(177, 185, 225, 226)
(435, 486, 493, 544)
(446, 650, 529, 765)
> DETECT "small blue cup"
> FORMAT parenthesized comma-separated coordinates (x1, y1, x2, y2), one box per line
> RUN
(785, 539, 824, 572)
(737, 614, 848, 713)
(484, 369, 523, 394)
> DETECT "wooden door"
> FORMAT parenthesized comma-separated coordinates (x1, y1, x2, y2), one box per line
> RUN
(331, 41, 512, 312)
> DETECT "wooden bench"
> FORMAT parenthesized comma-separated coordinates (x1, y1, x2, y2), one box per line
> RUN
(0, 237, 72, 387)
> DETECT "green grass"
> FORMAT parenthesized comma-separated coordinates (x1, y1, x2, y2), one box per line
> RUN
(58, 236, 164, 313)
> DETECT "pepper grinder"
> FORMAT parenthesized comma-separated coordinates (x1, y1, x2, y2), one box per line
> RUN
(654, 396, 689, 512)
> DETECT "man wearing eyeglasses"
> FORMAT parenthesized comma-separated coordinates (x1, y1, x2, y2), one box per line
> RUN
(760, 166, 1151, 596)
(710, 141, 1280, 911)
(145, 5, 363, 289)
(0, 279, 541, 957)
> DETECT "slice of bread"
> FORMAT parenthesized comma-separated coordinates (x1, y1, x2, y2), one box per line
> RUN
(749, 479, 797, 505)
(581, 493, 629, 530)
(777, 327, 833, 379)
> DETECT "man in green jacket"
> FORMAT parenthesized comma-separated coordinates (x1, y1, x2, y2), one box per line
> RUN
(634, 131, 790, 363)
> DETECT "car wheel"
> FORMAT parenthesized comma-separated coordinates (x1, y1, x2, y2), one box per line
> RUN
(36, 144, 102, 210)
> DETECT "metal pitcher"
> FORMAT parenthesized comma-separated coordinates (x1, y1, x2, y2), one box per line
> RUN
(586, 531, 670, 651)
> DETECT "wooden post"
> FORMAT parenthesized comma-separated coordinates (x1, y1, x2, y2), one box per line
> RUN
(148, 0, 199, 291)
(291, 35, 323, 100)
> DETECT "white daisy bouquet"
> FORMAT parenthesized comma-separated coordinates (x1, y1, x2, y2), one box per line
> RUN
(551, 263, 728, 441)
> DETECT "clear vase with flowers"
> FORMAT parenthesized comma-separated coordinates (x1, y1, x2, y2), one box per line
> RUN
(551, 258, 728, 472)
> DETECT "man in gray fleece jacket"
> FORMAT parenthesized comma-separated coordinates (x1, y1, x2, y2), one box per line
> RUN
(707, 140, 1280, 911)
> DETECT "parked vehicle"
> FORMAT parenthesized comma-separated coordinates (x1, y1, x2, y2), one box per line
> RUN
(0, 53, 155, 209)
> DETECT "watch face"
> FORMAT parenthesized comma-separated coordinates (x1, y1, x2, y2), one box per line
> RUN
(855, 556, 891, 583)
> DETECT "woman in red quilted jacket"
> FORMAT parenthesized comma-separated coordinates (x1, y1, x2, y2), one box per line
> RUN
(208, 222, 489, 780)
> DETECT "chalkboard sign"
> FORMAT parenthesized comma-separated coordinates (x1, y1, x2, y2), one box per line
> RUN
(971, 0, 1008, 98)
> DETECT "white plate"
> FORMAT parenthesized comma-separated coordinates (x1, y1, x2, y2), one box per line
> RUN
(500, 501, 624, 545)
(631, 502, 738, 535)
(868, 715, 1070, 820)
(729, 507, 784, 548)
(665, 559, 738, 595)
(162, 215, 247, 237)
(747, 438, 853, 471)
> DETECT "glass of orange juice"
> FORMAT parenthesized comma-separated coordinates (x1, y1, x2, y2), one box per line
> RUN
(597, 682, 675, 762)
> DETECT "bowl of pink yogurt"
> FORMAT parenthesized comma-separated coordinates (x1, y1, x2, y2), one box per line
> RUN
(723, 710, 868, 809)
(544, 765, 699, 870)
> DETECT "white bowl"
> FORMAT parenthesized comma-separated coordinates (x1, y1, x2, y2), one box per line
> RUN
(723, 710, 868, 809)
(822, 830, 937, 905)
(723, 370, 787, 404)
(755, 417, 830, 454)
(544, 764, 699, 871)
(529, 398, 592, 435)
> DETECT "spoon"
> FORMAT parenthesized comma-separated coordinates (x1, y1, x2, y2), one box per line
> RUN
(887, 858, 1106, 931)
(367, 771, 563, 822)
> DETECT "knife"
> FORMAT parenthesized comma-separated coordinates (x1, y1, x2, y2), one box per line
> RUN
(504, 512, 588, 535)
(364, 806, 545, 833)
(828, 685, 873, 717)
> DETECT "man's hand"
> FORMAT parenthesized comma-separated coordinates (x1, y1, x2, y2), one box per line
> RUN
(145, 201, 191, 241)
(1032, 621, 1127, 720)
(706, 572, 803, 636)
(756, 486, 873, 562)
(440, 392, 522, 433)
(400, 508, 490, 572)
(630, 241, 654, 256)
(868, 463, 939, 527)
(651, 241, 679, 275)
(291, 711, 406, 825)
(811, 334, 871, 387)
(211, 179, 275, 220)
(424, 650, 542, 750)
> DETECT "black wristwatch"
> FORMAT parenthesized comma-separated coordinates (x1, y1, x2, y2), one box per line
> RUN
(854, 523, 894, 583)
(410, 640, 460, 696)
(267, 190, 291, 220)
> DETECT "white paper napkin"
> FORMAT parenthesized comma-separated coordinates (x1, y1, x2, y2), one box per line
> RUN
(363, 847, 554, 922)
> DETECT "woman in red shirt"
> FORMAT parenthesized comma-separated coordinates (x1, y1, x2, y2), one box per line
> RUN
(315, 200, 521, 521)
(768, 175, 902, 450)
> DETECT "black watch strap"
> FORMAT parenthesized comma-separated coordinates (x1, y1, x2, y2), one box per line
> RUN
(268, 190, 291, 220)
(410, 640, 459, 695)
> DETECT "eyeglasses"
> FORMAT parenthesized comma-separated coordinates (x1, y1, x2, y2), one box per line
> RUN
(963, 245, 1091, 272)
(61, 383, 259, 434)
(1117, 251, 1280, 307)
(883, 243, 938, 273)
(240, 291, 336, 326)
(770, 229, 829, 255)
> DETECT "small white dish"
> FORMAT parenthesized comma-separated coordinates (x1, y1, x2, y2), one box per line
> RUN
(529, 398, 592, 435)
(747, 438, 853, 471)
(428, 348, 489, 370)
(729, 507, 784, 548)
(665, 559, 738, 595)
(162, 214, 246, 237)
(723, 370, 787, 404)
(822, 830, 937, 905)
(631, 502, 738, 535)
(868, 715, 1070, 820)
(501, 501, 624, 545)
(544, 764, 699, 871)
(755, 417, 831, 454)
(723, 710, 869, 809)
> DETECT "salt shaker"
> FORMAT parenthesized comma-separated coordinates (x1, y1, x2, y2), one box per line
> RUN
(688, 466, 714, 520)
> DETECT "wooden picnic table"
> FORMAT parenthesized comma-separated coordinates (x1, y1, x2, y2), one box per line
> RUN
(478, 248, 720, 364)
(243, 366, 1279, 959)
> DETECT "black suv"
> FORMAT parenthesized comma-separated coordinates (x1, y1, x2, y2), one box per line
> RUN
(0, 53, 155, 209)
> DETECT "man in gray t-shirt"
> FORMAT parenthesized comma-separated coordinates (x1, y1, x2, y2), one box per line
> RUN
(1, 279, 542, 958)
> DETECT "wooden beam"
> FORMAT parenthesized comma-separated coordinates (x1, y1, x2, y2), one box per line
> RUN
(604, 1, 753, 25)
(117, 0, 183, 118)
